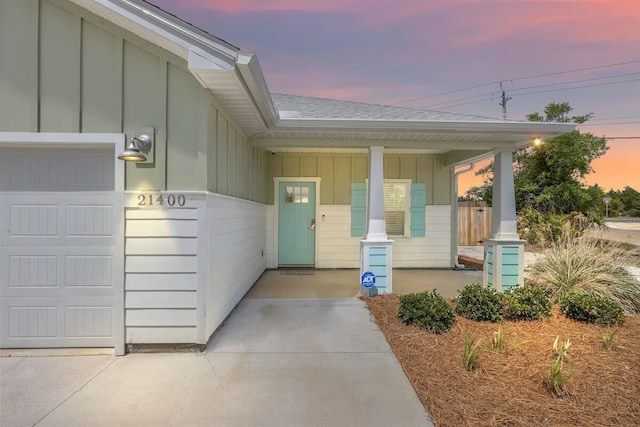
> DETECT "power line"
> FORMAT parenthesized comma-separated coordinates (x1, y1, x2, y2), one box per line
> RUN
(605, 136, 640, 139)
(580, 121, 640, 127)
(420, 77, 640, 110)
(392, 59, 640, 105)
(508, 71, 640, 93)
(417, 73, 640, 109)
(587, 115, 640, 122)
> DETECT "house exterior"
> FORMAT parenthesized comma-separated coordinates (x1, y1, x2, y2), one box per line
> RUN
(0, 0, 574, 354)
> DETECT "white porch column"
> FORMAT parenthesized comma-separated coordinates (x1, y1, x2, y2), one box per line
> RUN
(360, 146, 393, 294)
(484, 149, 525, 292)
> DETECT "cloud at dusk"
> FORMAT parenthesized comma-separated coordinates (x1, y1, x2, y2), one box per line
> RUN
(151, 0, 640, 191)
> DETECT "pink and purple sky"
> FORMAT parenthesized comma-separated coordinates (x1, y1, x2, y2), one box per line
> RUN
(153, 0, 640, 193)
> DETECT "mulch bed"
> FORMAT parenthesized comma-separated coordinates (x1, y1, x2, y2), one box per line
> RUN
(365, 295, 640, 427)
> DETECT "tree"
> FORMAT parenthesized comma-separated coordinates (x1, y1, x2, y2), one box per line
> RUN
(467, 102, 608, 218)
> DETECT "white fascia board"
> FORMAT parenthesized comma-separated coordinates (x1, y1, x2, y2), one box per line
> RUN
(236, 52, 279, 126)
(87, 0, 237, 69)
(275, 118, 575, 137)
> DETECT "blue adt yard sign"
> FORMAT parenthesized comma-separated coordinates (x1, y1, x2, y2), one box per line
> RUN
(361, 271, 376, 288)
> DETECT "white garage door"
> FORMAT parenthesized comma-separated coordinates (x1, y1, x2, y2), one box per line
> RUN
(0, 146, 122, 349)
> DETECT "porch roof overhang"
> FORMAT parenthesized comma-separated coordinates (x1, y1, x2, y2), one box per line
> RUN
(250, 119, 575, 166)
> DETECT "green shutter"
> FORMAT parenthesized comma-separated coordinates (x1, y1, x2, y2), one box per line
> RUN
(351, 183, 366, 237)
(410, 183, 426, 237)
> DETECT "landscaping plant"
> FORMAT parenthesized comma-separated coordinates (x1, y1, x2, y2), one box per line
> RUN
(559, 290, 625, 326)
(454, 283, 504, 323)
(503, 286, 552, 320)
(463, 335, 481, 371)
(397, 290, 455, 334)
(528, 234, 640, 314)
(547, 336, 571, 397)
(491, 325, 506, 353)
(602, 327, 619, 350)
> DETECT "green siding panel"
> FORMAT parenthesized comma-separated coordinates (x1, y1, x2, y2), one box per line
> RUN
(351, 183, 366, 237)
(227, 127, 236, 197)
(81, 19, 121, 132)
(40, 0, 80, 132)
(206, 102, 218, 192)
(301, 157, 318, 177)
(123, 42, 167, 190)
(410, 183, 426, 237)
(335, 158, 352, 204)
(318, 157, 335, 205)
(384, 157, 400, 179)
(167, 64, 200, 190)
(283, 155, 300, 177)
(216, 114, 228, 195)
(352, 157, 368, 182)
(0, 0, 39, 131)
(401, 157, 417, 181)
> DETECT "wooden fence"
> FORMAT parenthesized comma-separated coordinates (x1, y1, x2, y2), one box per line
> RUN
(458, 202, 492, 246)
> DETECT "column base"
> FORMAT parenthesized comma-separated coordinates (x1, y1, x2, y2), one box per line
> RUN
(483, 239, 525, 292)
(360, 240, 393, 295)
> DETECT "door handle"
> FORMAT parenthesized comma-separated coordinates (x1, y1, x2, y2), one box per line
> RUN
(309, 218, 316, 232)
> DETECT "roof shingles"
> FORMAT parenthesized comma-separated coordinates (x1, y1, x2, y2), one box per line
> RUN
(271, 93, 521, 123)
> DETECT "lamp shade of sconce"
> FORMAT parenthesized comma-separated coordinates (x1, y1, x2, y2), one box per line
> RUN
(118, 135, 153, 162)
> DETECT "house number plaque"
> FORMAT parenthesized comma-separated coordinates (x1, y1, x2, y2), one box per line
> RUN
(136, 193, 186, 207)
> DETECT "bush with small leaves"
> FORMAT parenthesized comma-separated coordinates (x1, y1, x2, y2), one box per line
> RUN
(455, 283, 504, 323)
(503, 286, 552, 320)
(559, 291, 624, 326)
(397, 290, 455, 334)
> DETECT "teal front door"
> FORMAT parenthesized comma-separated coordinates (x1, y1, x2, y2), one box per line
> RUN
(278, 182, 316, 266)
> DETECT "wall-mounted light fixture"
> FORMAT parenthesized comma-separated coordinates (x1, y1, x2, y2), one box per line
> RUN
(118, 135, 153, 162)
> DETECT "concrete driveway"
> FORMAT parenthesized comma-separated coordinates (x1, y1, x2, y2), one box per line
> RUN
(1, 297, 434, 427)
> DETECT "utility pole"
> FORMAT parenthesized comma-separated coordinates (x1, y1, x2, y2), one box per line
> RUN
(499, 82, 511, 119)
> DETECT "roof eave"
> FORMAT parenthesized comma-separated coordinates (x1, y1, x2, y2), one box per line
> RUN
(275, 118, 575, 137)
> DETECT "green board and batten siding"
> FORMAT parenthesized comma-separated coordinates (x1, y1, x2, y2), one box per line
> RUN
(267, 153, 452, 205)
(0, 0, 267, 202)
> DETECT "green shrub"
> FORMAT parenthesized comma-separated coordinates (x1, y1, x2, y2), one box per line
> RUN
(454, 283, 504, 323)
(503, 286, 552, 320)
(397, 290, 455, 334)
(559, 291, 624, 326)
(528, 234, 640, 314)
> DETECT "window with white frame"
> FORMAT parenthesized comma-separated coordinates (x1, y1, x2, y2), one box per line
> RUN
(367, 179, 411, 237)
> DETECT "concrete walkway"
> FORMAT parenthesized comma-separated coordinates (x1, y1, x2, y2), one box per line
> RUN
(1, 297, 434, 426)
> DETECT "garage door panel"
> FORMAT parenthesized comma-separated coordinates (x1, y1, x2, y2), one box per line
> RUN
(1, 296, 115, 347)
(2, 249, 115, 297)
(1, 194, 117, 247)
(1, 190, 119, 349)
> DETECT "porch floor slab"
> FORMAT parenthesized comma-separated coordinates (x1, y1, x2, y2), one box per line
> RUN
(246, 268, 482, 299)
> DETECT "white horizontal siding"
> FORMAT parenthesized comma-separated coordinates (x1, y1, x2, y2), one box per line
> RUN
(125, 273, 196, 291)
(125, 237, 197, 255)
(313, 205, 452, 268)
(126, 309, 196, 327)
(265, 205, 275, 268)
(125, 291, 196, 309)
(124, 207, 200, 344)
(125, 255, 197, 273)
(125, 327, 196, 344)
(395, 205, 452, 267)
(205, 194, 266, 338)
(316, 205, 360, 268)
